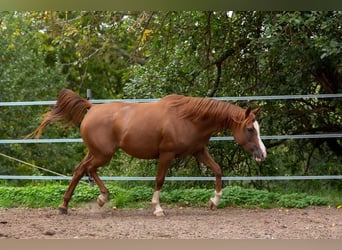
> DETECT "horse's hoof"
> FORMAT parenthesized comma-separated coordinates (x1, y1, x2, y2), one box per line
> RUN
(154, 210, 166, 217)
(58, 206, 68, 215)
(97, 197, 105, 207)
(208, 200, 217, 210)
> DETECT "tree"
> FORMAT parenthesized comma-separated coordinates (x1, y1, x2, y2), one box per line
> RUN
(0, 11, 67, 176)
(123, 11, 342, 185)
(0, 11, 341, 191)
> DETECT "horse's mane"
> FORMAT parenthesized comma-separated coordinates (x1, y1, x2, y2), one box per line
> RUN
(163, 94, 248, 129)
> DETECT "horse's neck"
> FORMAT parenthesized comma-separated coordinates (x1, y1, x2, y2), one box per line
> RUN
(166, 95, 245, 133)
(225, 112, 245, 131)
(194, 112, 243, 136)
(215, 104, 245, 132)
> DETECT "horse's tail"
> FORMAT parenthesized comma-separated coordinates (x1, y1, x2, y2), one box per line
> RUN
(28, 89, 92, 139)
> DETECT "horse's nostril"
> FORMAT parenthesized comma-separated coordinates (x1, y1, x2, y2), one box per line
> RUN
(253, 150, 267, 162)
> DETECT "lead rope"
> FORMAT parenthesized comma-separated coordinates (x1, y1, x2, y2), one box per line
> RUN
(0, 152, 88, 185)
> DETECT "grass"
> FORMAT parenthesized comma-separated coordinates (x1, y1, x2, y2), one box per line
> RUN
(0, 183, 336, 210)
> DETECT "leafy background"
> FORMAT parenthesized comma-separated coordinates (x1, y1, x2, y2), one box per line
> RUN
(0, 11, 341, 194)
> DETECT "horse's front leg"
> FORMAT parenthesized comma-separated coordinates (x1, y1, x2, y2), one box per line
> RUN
(195, 148, 223, 209)
(152, 152, 174, 216)
(152, 190, 163, 216)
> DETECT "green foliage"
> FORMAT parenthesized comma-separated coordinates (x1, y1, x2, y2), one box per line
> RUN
(0, 184, 66, 207)
(0, 11, 341, 194)
(109, 186, 154, 208)
(277, 193, 327, 208)
(161, 188, 213, 206)
(0, 184, 330, 209)
(122, 11, 342, 189)
(0, 12, 66, 102)
(219, 186, 280, 209)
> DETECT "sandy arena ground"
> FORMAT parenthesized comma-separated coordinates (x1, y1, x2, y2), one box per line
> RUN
(0, 204, 341, 239)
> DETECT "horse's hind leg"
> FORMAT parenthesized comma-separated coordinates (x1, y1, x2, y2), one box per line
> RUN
(58, 153, 92, 214)
(88, 167, 110, 207)
(85, 148, 115, 207)
(59, 152, 112, 214)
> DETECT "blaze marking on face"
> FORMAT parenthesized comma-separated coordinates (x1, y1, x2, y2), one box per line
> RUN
(253, 121, 267, 161)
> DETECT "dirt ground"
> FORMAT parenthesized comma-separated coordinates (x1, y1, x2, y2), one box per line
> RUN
(0, 204, 341, 239)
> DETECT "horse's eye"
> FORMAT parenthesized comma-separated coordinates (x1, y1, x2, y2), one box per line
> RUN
(247, 127, 254, 132)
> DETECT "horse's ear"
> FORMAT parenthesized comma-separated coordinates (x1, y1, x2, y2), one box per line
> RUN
(252, 107, 261, 116)
(245, 106, 252, 118)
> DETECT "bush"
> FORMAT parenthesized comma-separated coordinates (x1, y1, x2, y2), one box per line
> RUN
(0, 184, 331, 209)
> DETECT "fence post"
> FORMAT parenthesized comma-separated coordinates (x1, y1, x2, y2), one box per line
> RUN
(86, 89, 92, 100)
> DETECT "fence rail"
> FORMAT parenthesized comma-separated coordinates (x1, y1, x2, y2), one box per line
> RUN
(1, 93, 342, 106)
(1, 94, 341, 181)
(1, 175, 342, 181)
(0, 133, 342, 145)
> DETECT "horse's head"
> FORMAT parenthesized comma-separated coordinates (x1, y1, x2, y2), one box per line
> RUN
(232, 107, 267, 162)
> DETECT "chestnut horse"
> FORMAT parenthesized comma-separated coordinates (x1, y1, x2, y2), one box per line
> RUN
(30, 89, 267, 216)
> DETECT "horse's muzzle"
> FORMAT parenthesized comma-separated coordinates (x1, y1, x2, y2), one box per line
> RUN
(253, 150, 267, 162)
